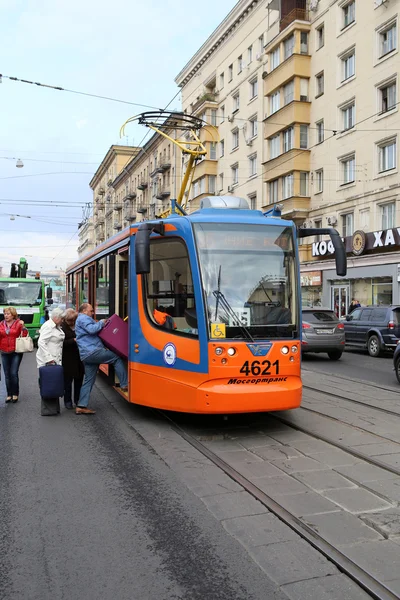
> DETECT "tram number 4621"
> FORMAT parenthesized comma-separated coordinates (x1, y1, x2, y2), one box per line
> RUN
(240, 360, 280, 376)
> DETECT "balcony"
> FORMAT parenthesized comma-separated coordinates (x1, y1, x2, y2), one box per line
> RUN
(263, 148, 310, 182)
(105, 206, 113, 217)
(193, 159, 218, 179)
(155, 186, 171, 200)
(192, 92, 218, 114)
(265, 101, 310, 138)
(137, 180, 148, 190)
(98, 187, 105, 195)
(97, 216, 105, 225)
(280, 7, 309, 32)
(126, 214, 137, 222)
(156, 162, 171, 173)
(114, 200, 122, 210)
(137, 204, 147, 214)
(264, 54, 310, 94)
(279, 195, 310, 222)
(113, 221, 122, 230)
(124, 191, 136, 201)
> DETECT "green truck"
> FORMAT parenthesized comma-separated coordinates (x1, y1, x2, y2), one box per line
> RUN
(0, 258, 53, 343)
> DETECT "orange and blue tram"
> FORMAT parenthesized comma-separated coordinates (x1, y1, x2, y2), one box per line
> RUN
(66, 196, 346, 413)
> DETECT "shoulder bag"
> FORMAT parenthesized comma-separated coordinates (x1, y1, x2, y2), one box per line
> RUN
(15, 332, 34, 353)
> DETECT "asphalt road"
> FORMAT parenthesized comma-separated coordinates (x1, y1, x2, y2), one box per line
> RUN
(302, 347, 399, 390)
(0, 352, 288, 600)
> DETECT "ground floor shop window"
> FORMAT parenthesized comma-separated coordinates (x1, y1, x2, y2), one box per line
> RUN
(331, 277, 393, 314)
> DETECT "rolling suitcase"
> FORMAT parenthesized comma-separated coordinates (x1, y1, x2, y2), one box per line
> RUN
(98, 314, 128, 359)
(39, 365, 64, 416)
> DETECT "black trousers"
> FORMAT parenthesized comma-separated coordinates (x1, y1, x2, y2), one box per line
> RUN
(64, 374, 83, 406)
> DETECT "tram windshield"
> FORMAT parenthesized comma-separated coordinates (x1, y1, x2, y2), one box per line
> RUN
(194, 223, 298, 339)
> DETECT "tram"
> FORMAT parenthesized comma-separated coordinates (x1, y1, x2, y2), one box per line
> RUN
(67, 112, 346, 413)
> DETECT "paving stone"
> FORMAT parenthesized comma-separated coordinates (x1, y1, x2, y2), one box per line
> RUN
(184, 475, 243, 498)
(239, 435, 278, 449)
(223, 512, 298, 548)
(256, 475, 310, 496)
(271, 456, 325, 474)
(252, 445, 302, 461)
(202, 491, 267, 520)
(216, 449, 263, 464)
(342, 540, 400, 582)
(288, 439, 334, 456)
(265, 428, 314, 444)
(271, 491, 340, 517)
(375, 453, 400, 469)
(361, 509, 400, 538)
(322, 487, 393, 514)
(232, 461, 285, 479)
(303, 511, 383, 546)
(293, 469, 357, 492)
(249, 539, 337, 585)
(282, 574, 373, 600)
(352, 442, 400, 457)
(203, 439, 249, 452)
(317, 449, 360, 467)
(366, 478, 400, 502)
(335, 463, 398, 484)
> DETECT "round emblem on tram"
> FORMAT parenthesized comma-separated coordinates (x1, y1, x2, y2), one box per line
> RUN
(352, 230, 366, 256)
(163, 343, 177, 366)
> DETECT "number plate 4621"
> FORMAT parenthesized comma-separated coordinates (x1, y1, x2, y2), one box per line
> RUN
(240, 360, 280, 376)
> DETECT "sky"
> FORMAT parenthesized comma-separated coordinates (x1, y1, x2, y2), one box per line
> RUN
(0, 0, 236, 273)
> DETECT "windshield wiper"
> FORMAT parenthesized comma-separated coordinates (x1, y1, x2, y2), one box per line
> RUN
(212, 290, 254, 342)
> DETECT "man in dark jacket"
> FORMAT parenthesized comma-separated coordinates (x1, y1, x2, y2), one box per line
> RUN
(75, 303, 128, 415)
(61, 309, 84, 409)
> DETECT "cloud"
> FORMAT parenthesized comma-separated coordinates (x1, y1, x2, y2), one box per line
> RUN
(76, 119, 88, 130)
(0, 230, 78, 272)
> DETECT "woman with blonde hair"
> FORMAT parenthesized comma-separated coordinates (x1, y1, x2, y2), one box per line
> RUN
(61, 308, 84, 410)
(36, 307, 65, 416)
(0, 307, 27, 403)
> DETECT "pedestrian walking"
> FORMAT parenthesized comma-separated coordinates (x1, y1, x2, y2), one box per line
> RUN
(0, 307, 27, 403)
(36, 307, 65, 416)
(75, 303, 128, 415)
(61, 308, 84, 410)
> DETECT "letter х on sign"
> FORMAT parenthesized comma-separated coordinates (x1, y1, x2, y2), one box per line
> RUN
(247, 343, 272, 356)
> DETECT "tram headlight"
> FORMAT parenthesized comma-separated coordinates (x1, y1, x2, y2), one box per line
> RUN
(291, 345, 298, 353)
(227, 347, 236, 356)
(281, 346, 289, 355)
(215, 347, 224, 356)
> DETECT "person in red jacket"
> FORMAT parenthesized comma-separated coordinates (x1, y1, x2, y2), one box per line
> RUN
(0, 307, 27, 403)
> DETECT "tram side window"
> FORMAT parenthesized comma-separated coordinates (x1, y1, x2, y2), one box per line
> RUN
(83, 267, 89, 305)
(67, 274, 76, 309)
(96, 256, 110, 319)
(145, 238, 198, 337)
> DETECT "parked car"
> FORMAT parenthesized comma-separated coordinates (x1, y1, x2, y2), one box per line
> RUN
(393, 343, 400, 383)
(344, 305, 400, 357)
(302, 308, 345, 360)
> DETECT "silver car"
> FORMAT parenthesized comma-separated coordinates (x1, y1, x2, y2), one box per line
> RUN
(302, 308, 345, 360)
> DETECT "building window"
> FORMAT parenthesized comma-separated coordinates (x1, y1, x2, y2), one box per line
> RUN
(314, 219, 322, 242)
(209, 175, 216, 194)
(250, 78, 258, 99)
(231, 164, 239, 185)
(341, 154, 355, 184)
(300, 78, 309, 102)
(284, 80, 294, 105)
(220, 140, 225, 157)
(220, 105, 225, 122)
(300, 31, 308, 54)
(316, 120, 324, 143)
(342, 1, 355, 29)
(282, 174, 294, 199)
(248, 45, 253, 64)
(270, 47, 280, 70)
(283, 127, 294, 152)
(300, 125, 308, 149)
(316, 24, 324, 49)
(316, 169, 324, 192)
(249, 154, 257, 177)
(269, 179, 279, 203)
(342, 213, 354, 237)
(210, 142, 217, 160)
(232, 92, 240, 112)
(237, 55, 243, 73)
(269, 91, 280, 114)
(219, 173, 224, 192)
(210, 109, 217, 127)
(228, 64, 233, 81)
(284, 34, 295, 59)
(300, 172, 309, 196)
(379, 80, 396, 114)
(270, 135, 280, 159)
(232, 129, 239, 150)
(379, 21, 397, 58)
(341, 50, 355, 81)
(341, 101, 355, 130)
(219, 73, 224, 89)
(378, 138, 397, 173)
(248, 193, 257, 210)
(259, 34, 264, 53)
(316, 72, 324, 97)
(250, 116, 258, 138)
(381, 202, 395, 229)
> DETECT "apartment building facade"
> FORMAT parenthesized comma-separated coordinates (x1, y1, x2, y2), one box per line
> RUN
(175, 0, 281, 211)
(298, 0, 400, 313)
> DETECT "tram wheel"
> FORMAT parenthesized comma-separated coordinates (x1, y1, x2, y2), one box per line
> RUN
(367, 335, 381, 358)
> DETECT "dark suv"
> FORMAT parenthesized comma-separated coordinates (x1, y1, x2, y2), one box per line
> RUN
(344, 305, 400, 357)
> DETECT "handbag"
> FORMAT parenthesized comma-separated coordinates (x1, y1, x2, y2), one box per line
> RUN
(39, 364, 65, 397)
(15, 333, 34, 353)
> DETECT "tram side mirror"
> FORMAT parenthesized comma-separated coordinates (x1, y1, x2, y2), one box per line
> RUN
(297, 227, 347, 277)
(46, 287, 53, 299)
(135, 222, 165, 275)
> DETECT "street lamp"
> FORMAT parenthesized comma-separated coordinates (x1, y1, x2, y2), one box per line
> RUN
(16, 159, 24, 168)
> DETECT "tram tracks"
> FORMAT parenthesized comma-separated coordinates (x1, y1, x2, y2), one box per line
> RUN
(160, 410, 398, 600)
